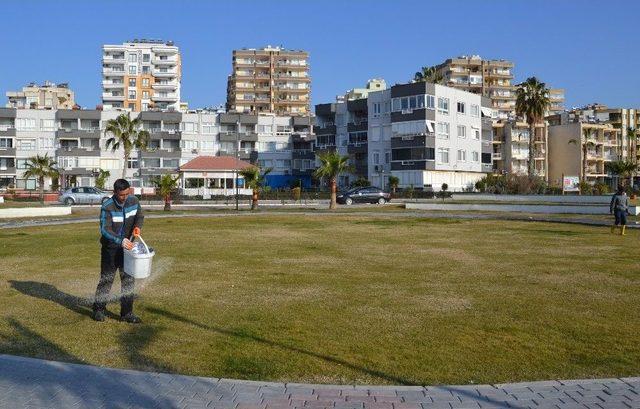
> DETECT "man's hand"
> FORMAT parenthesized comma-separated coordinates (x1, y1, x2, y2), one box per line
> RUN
(122, 238, 134, 251)
(133, 227, 141, 237)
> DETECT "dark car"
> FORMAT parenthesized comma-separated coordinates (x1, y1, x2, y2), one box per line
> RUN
(336, 186, 391, 205)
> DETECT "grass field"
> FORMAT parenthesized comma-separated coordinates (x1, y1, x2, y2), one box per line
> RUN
(0, 214, 639, 385)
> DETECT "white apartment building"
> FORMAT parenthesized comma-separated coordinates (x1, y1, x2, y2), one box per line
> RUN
(386, 82, 493, 191)
(102, 39, 181, 112)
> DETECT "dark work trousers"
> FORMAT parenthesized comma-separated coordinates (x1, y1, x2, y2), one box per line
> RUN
(614, 209, 628, 226)
(93, 245, 135, 316)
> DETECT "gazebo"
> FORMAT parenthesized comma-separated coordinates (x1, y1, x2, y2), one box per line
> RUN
(179, 156, 253, 197)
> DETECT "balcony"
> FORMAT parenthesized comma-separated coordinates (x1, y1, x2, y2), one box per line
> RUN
(152, 82, 179, 90)
(152, 94, 179, 102)
(102, 68, 125, 76)
(55, 147, 100, 157)
(102, 81, 125, 89)
(0, 147, 16, 156)
(56, 129, 101, 139)
(292, 149, 316, 160)
(102, 93, 125, 101)
(152, 69, 178, 78)
(219, 132, 258, 143)
(492, 153, 502, 160)
(152, 57, 178, 66)
(0, 127, 16, 137)
(102, 55, 125, 63)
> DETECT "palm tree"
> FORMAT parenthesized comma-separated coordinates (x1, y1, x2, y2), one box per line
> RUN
(388, 175, 399, 195)
(23, 154, 58, 203)
(94, 169, 111, 190)
(413, 66, 444, 84)
(628, 126, 638, 168)
(515, 77, 550, 176)
(104, 113, 150, 179)
(153, 174, 180, 211)
(239, 166, 272, 210)
(569, 130, 596, 183)
(606, 160, 638, 188)
(314, 151, 352, 210)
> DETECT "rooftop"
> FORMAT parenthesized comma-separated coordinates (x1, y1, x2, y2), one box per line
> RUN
(180, 156, 252, 171)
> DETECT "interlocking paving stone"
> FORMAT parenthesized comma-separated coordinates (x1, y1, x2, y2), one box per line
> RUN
(1, 354, 640, 409)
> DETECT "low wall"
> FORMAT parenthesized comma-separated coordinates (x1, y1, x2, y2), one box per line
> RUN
(450, 194, 613, 204)
(406, 202, 639, 215)
(0, 207, 71, 219)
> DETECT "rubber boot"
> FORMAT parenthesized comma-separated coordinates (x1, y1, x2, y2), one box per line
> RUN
(621, 225, 626, 236)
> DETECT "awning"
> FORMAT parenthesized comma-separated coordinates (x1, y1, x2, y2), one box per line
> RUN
(481, 107, 494, 118)
(426, 121, 435, 133)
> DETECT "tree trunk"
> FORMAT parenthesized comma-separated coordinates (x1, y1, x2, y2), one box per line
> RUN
(122, 151, 128, 179)
(164, 194, 171, 211)
(39, 176, 44, 204)
(528, 122, 536, 177)
(329, 178, 337, 210)
(583, 144, 588, 184)
(251, 189, 258, 210)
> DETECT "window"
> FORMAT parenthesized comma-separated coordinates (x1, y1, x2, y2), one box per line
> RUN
(181, 140, 199, 150)
(438, 148, 449, 164)
(373, 151, 380, 165)
(128, 103, 136, 110)
(17, 139, 36, 150)
(129, 78, 136, 87)
(202, 123, 215, 134)
(128, 54, 137, 63)
(40, 119, 55, 130)
(392, 98, 401, 112)
(437, 97, 449, 114)
(373, 102, 381, 115)
(257, 125, 273, 134)
(426, 95, 435, 110)
(471, 104, 480, 117)
(143, 158, 161, 168)
(457, 150, 466, 161)
(436, 122, 450, 139)
(128, 90, 136, 99)
(474, 129, 480, 140)
(142, 91, 149, 99)
(127, 158, 138, 169)
(16, 159, 28, 169)
(59, 156, 79, 168)
(201, 141, 215, 150)
(142, 66, 150, 74)
(39, 137, 54, 149)
(472, 151, 479, 162)
(385, 151, 390, 164)
(163, 159, 179, 168)
(129, 65, 137, 75)
(142, 78, 150, 87)
(143, 54, 150, 62)
(457, 102, 465, 114)
(482, 153, 491, 163)
(457, 125, 466, 138)
(142, 103, 149, 111)
(15, 118, 36, 130)
(0, 138, 11, 148)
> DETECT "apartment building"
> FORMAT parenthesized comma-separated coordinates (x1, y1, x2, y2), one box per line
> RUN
(560, 104, 640, 162)
(6, 81, 75, 110)
(492, 121, 548, 179)
(548, 118, 621, 185)
(226, 46, 310, 116)
(387, 82, 493, 191)
(435, 55, 565, 119)
(102, 39, 181, 112)
(0, 107, 316, 192)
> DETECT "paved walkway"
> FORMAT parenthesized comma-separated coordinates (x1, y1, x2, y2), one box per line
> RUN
(0, 355, 638, 409)
(0, 209, 634, 230)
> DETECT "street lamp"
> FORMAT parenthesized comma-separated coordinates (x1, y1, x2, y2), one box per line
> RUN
(235, 117, 240, 211)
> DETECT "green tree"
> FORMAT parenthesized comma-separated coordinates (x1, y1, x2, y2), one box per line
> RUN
(569, 129, 597, 183)
(413, 66, 444, 84)
(104, 113, 150, 179)
(314, 151, 352, 210)
(23, 154, 58, 203)
(606, 160, 638, 188)
(94, 169, 111, 190)
(388, 175, 399, 195)
(516, 77, 550, 176)
(153, 174, 180, 211)
(239, 166, 272, 210)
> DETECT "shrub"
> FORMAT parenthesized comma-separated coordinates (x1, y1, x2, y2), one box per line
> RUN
(593, 182, 610, 195)
(579, 181, 593, 195)
(351, 177, 370, 188)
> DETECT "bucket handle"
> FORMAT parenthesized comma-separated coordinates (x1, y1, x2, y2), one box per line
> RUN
(131, 234, 150, 254)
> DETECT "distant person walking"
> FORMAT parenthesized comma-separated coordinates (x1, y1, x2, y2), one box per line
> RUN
(92, 179, 144, 323)
(610, 185, 629, 235)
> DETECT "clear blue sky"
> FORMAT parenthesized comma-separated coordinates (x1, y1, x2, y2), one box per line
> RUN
(2, 0, 638, 110)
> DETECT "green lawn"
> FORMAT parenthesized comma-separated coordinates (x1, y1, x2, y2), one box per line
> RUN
(0, 214, 638, 385)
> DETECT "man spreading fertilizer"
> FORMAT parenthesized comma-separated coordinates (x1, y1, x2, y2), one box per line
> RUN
(610, 185, 630, 236)
(92, 179, 144, 323)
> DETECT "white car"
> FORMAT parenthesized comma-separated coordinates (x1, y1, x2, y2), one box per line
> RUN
(58, 187, 111, 205)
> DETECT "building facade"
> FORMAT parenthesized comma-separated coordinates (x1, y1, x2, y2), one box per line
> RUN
(6, 82, 75, 110)
(435, 55, 565, 120)
(102, 39, 181, 112)
(0, 107, 316, 192)
(548, 118, 621, 185)
(226, 46, 310, 116)
(492, 121, 548, 179)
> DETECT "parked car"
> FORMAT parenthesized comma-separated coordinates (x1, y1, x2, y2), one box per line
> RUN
(58, 187, 111, 205)
(336, 186, 391, 205)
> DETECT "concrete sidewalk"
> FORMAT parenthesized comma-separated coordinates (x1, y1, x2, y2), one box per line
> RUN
(0, 355, 638, 409)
